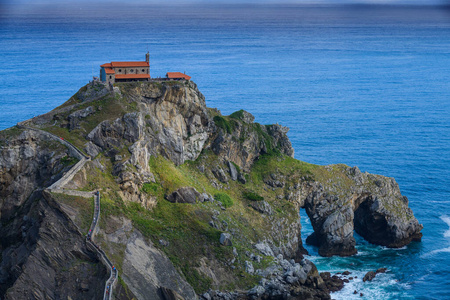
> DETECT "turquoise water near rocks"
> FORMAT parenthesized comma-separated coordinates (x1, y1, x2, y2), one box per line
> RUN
(1, 4, 449, 299)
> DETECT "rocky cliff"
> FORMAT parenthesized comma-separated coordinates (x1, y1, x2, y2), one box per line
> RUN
(0, 80, 422, 300)
(0, 128, 107, 299)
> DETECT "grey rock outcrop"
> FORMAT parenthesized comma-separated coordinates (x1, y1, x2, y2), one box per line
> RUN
(0, 129, 72, 220)
(227, 161, 238, 181)
(68, 106, 95, 130)
(303, 166, 422, 256)
(250, 200, 274, 215)
(166, 187, 202, 204)
(212, 166, 228, 183)
(211, 114, 294, 172)
(84, 141, 102, 158)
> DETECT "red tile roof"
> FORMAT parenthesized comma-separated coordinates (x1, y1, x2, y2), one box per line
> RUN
(166, 72, 191, 80)
(104, 68, 115, 74)
(100, 63, 112, 68)
(111, 61, 149, 67)
(115, 74, 150, 79)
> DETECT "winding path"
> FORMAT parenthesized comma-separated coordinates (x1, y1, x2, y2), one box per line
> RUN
(87, 192, 118, 300)
(17, 123, 118, 300)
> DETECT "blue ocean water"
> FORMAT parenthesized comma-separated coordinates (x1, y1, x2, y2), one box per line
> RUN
(1, 4, 449, 299)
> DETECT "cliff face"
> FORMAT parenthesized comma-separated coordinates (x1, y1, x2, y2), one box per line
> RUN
(0, 80, 422, 300)
(0, 129, 107, 299)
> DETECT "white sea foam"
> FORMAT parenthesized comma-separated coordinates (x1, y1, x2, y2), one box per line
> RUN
(331, 269, 412, 300)
(423, 246, 450, 258)
(421, 216, 450, 258)
(440, 215, 450, 238)
(380, 245, 407, 251)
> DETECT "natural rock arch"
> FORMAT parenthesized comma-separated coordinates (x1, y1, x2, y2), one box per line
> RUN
(299, 168, 422, 257)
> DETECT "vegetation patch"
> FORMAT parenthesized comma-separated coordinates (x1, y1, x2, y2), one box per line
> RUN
(213, 115, 233, 134)
(229, 109, 245, 120)
(141, 182, 159, 196)
(60, 155, 79, 167)
(214, 193, 234, 208)
(243, 190, 264, 201)
(0, 126, 23, 145)
(181, 263, 213, 293)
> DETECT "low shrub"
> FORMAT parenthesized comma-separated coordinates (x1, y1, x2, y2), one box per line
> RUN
(213, 116, 233, 134)
(214, 193, 234, 208)
(243, 190, 264, 201)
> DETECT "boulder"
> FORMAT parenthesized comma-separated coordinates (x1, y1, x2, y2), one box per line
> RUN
(166, 187, 202, 204)
(220, 233, 232, 246)
(84, 141, 101, 158)
(363, 271, 376, 282)
(245, 261, 254, 274)
(212, 166, 228, 183)
(250, 200, 273, 215)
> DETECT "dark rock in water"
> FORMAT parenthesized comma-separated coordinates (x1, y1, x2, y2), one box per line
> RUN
(320, 272, 345, 292)
(165, 187, 201, 204)
(363, 271, 376, 282)
(342, 271, 351, 275)
(360, 293, 364, 297)
(354, 290, 358, 294)
(159, 286, 185, 300)
(363, 268, 387, 283)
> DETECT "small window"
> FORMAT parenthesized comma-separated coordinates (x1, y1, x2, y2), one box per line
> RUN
(130, 69, 134, 73)
(118, 69, 122, 72)
(109, 76, 112, 79)
(142, 69, 145, 72)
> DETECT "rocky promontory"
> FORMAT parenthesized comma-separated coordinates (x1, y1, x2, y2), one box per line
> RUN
(0, 80, 422, 299)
